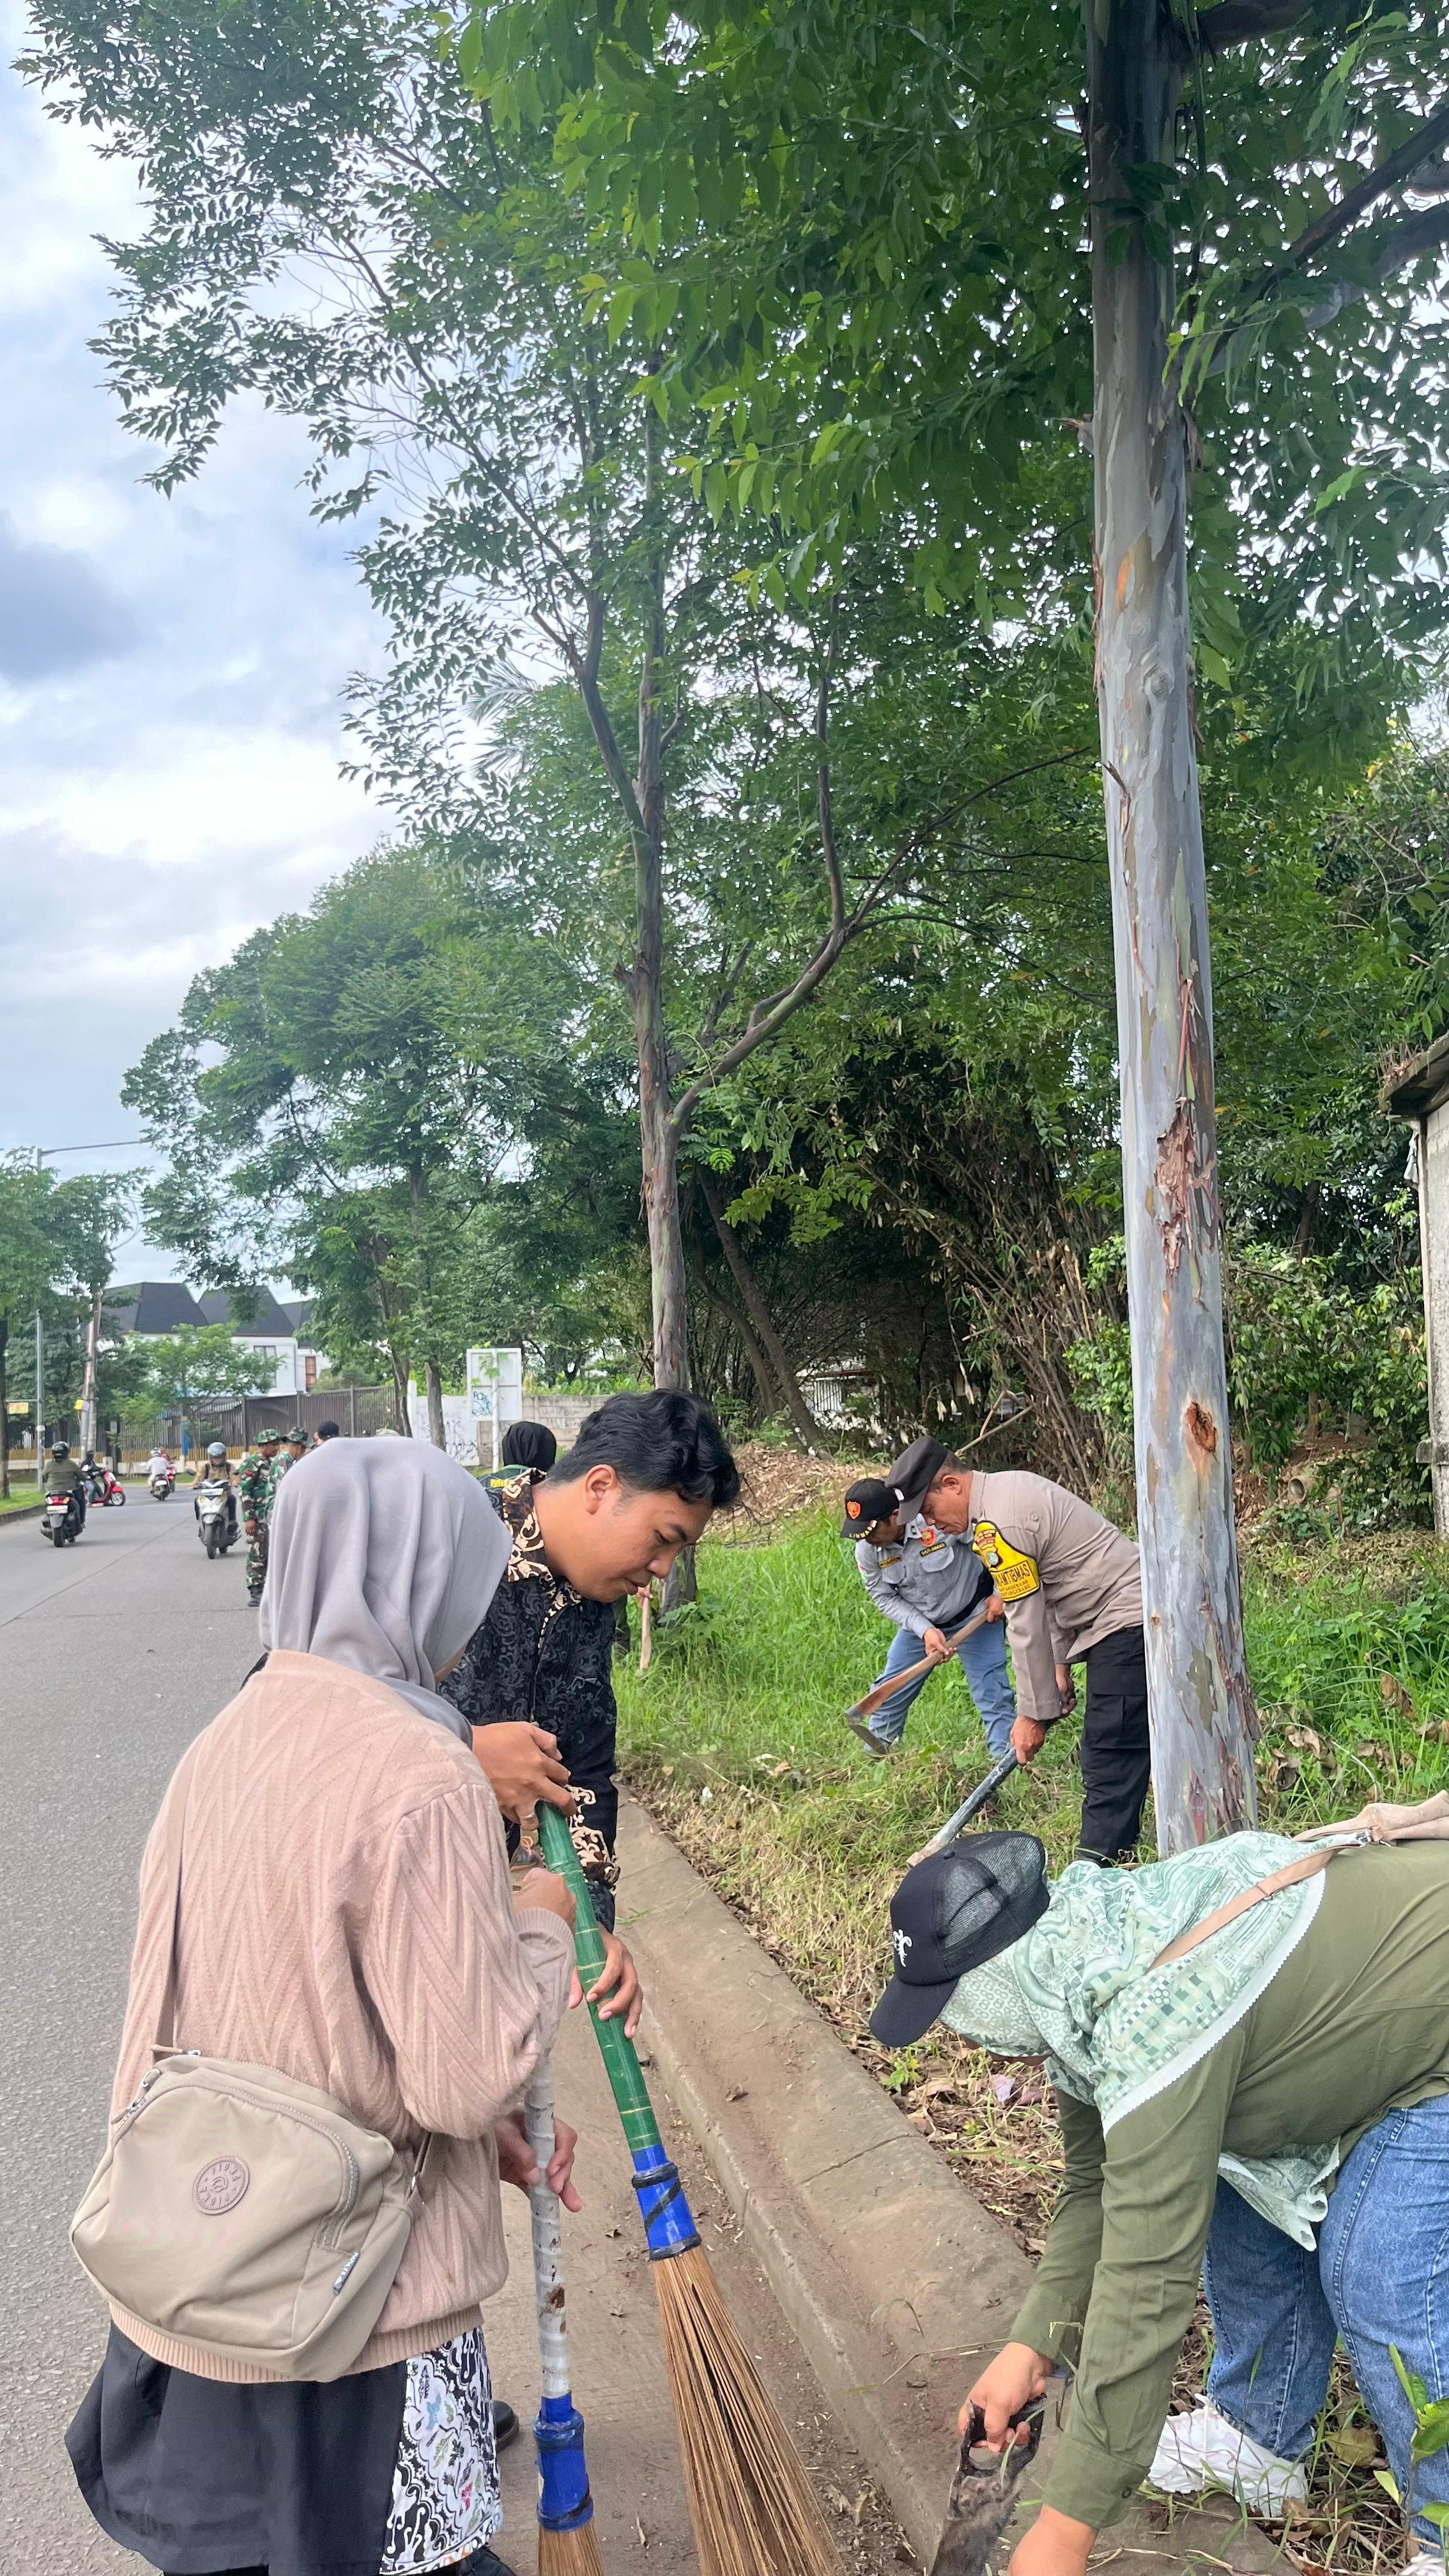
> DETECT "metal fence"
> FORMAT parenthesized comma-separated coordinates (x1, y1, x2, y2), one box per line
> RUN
(117, 1385, 597, 1462)
(121, 1385, 399, 1459)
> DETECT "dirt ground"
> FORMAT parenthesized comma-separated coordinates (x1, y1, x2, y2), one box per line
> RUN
(715, 1441, 876, 1542)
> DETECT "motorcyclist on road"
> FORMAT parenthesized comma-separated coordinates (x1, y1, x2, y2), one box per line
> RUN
(192, 1439, 239, 1544)
(146, 1447, 174, 1489)
(48, 1440, 87, 1528)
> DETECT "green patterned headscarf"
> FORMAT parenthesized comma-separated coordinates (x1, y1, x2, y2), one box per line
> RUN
(940, 1830, 1338, 2245)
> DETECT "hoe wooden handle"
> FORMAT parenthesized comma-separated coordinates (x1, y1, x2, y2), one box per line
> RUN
(846, 1602, 993, 1724)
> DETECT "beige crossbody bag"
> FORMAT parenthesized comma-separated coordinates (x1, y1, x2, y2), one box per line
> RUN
(1152, 1791, 1449, 1971)
(71, 1778, 433, 2383)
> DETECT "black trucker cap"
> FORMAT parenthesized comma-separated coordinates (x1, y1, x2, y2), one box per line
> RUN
(841, 1476, 900, 1538)
(869, 1832, 1050, 2048)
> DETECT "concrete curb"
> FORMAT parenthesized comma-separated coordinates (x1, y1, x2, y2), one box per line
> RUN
(618, 1793, 1283, 2574)
(0, 1501, 48, 1527)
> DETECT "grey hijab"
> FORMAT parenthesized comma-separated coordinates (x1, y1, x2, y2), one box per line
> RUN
(259, 1438, 508, 1739)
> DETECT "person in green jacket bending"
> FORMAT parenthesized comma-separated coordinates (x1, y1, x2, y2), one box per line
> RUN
(870, 1802, 1449, 2576)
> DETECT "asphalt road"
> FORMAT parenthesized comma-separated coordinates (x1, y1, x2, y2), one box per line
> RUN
(0, 1492, 907, 2576)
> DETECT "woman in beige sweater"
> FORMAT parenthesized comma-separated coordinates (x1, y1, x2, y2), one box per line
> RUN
(67, 1438, 578, 2576)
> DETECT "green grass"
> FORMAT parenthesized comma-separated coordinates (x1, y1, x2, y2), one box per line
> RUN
(0, 1485, 48, 1515)
(620, 1508, 1449, 1906)
(618, 1508, 1449, 2571)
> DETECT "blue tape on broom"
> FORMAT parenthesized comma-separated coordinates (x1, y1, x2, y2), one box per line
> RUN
(534, 2391, 595, 2533)
(629, 2141, 701, 2260)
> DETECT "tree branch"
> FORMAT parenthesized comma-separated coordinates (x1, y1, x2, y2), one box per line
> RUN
(1303, 199, 1449, 325)
(669, 742, 1097, 1133)
(1195, 0, 1310, 53)
(1275, 98, 1449, 279)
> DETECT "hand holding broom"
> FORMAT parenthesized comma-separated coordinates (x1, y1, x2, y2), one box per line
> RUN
(536, 1805, 841, 2576)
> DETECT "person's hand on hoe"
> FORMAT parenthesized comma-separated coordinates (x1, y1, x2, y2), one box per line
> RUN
(962, 2347, 1094, 2576)
(1011, 1715, 1050, 1763)
(922, 1625, 953, 1660)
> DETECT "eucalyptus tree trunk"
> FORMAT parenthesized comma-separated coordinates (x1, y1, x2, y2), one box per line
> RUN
(1087, 0, 1257, 1848)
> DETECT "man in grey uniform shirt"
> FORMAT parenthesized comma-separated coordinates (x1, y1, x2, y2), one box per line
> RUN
(843, 1470, 1015, 1758)
(898, 1434, 1149, 1862)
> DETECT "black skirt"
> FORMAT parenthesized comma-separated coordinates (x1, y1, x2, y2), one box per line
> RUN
(68, 2326, 407, 2576)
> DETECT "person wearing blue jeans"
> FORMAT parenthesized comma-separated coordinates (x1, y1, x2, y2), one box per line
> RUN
(908, 1821, 1449, 2576)
(867, 1607, 1016, 1754)
(1155, 2110, 1449, 2559)
(841, 1471, 1016, 1757)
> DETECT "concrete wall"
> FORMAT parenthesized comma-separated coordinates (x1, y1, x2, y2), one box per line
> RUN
(406, 1390, 598, 1460)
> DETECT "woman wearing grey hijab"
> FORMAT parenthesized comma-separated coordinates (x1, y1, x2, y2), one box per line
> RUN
(261, 1436, 510, 1736)
(69, 1438, 578, 2576)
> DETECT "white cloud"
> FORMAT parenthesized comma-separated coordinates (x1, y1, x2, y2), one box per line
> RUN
(0, 22, 392, 1274)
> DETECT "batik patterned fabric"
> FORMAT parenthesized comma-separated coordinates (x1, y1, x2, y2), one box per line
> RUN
(440, 1471, 622, 1926)
(381, 2326, 501, 2574)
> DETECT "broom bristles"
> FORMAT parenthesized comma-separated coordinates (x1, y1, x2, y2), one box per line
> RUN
(654, 2241, 843, 2576)
(539, 2517, 608, 2576)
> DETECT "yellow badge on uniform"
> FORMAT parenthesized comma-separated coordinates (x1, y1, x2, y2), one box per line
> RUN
(971, 1521, 1041, 1601)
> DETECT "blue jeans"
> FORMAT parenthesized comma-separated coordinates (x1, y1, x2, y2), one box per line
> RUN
(867, 1614, 1015, 1756)
(1204, 2097, 1449, 2542)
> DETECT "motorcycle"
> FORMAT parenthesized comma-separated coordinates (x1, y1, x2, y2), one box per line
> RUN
(84, 1465, 125, 1507)
(42, 1487, 82, 1546)
(195, 1474, 238, 1560)
(149, 1464, 175, 1500)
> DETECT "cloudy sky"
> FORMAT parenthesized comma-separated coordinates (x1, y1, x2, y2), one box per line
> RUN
(0, 12, 388, 1278)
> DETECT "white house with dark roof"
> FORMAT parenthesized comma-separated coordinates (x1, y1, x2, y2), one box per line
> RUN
(105, 1282, 325, 1399)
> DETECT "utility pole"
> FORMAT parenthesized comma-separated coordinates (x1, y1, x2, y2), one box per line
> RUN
(34, 1146, 45, 1489)
(79, 1284, 103, 1457)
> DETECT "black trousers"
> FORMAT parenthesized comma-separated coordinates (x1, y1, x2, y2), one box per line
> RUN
(1077, 1623, 1151, 1862)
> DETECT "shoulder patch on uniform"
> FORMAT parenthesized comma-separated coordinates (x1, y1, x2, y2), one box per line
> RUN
(971, 1521, 1041, 1600)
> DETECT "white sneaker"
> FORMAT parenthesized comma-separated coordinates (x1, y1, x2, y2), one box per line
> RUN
(1404, 2552, 1445, 2576)
(1148, 2397, 1309, 2516)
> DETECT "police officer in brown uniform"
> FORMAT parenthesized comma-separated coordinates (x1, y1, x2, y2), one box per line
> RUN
(886, 1434, 1149, 1863)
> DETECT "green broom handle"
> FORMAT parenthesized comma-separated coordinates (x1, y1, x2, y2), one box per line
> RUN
(537, 1804, 662, 2152)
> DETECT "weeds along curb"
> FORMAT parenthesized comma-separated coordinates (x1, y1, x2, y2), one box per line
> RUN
(617, 1793, 1285, 2575)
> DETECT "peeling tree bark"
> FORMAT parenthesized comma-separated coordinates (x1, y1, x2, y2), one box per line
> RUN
(1087, 0, 1257, 1849)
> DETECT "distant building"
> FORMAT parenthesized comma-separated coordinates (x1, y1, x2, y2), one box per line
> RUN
(105, 1282, 326, 1399)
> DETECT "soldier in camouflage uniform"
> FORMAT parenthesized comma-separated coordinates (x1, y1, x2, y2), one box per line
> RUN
(237, 1429, 282, 1605)
(272, 1426, 308, 1492)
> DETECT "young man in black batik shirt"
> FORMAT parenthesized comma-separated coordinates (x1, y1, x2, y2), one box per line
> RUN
(443, 1388, 740, 2013)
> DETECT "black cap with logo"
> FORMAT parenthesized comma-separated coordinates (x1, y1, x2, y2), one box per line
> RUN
(868, 1831, 1050, 2048)
(840, 1476, 900, 1538)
